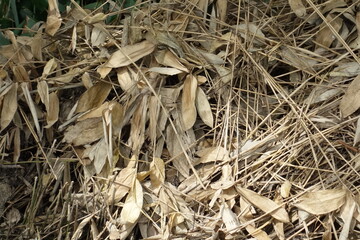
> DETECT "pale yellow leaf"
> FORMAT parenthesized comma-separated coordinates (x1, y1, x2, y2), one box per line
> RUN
(1, 83, 18, 130)
(76, 82, 112, 113)
(150, 157, 165, 191)
(340, 74, 360, 117)
(280, 180, 291, 198)
(181, 74, 197, 130)
(154, 50, 188, 73)
(104, 40, 155, 68)
(107, 167, 136, 204)
(294, 189, 347, 215)
(120, 179, 143, 224)
(196, 87, 213, 128)
(148, 67, 183, 76)
(196, 146, 229, 165)
(42, 58, 57, 78)
(236, 187, 290, 223)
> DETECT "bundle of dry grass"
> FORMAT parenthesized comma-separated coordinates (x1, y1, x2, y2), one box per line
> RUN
(0, 0, 360, 239)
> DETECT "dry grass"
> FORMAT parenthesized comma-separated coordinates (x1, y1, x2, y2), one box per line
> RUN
(1, 0, 360, 239)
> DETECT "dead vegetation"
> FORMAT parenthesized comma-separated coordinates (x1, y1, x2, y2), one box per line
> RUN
(1, 0, 360, 239)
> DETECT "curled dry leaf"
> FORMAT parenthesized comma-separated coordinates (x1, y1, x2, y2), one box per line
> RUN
(104, 40, 155, 68)
(1, 83, 18, 130)
(236, 187, 290, 223)
(294, 189, 347, 215)
(196, 87, 213, 128)
(340, 74, 360, 117)
(181, 74, 198, 130)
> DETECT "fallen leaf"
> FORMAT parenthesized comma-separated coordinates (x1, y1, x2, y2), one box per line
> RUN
(76, 82, 112, 113)
(1, 83, 18, 130)
(340, 74, 360, 117)
(196, 87, 213, 128)
(104, 40, 155, 68)
(289, 0, 307, 18)
(120, 179, 143, 224)
(181, 74, 197, 130)
(294, 189, 347, 215)
(236, 187, 290, 223)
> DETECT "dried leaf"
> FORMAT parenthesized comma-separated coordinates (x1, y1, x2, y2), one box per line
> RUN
(340, 74, 360, 117)
(71, 214, 95, 240)
(181, 74, 197, 130)
(280, 180, 291, 198)
(76, 82, 112, 113)
(104, 40, 155, 68)
(316, 14, 342, 48)
(107, 167, 136, 204)
(149, 157, 165, 192)
(236, 187, 290, 223)
(45, 92, 59, 128)
(63, 117, 103, 146)
(222, 206, 240, 233)
(1, 83, 18, 130)
(330, 62, 360, 77)
(196, 146, 230, 165)
(289, 0, 307, 18)
(45, 0, 62, 36)
(196, 87, 213, 128)
(294, 189, 347, 215)
(120, 179, 143, 224)
(148, 67, 183, 76)
(154, 50, 188, 72)
(21, 83, 41, 137)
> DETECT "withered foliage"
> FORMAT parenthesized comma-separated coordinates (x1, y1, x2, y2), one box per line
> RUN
(1, 0, 360, 239)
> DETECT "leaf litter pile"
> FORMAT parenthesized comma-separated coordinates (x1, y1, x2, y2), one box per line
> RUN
(1, 0, 360, 239)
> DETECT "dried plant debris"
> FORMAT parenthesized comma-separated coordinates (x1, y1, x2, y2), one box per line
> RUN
(1, 0, 360, 239)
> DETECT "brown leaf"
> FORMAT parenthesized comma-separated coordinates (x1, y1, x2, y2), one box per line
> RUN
(181, 75, 197, 130)
(63, 117, 103, 146)
(294, 189, 346, 215)
(45, 92, 59, 128)
(1, 83, 18, 130)
(45, 0, 62, 36)
(76, 82, 112, 113)
(104, 40, 155, 68)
